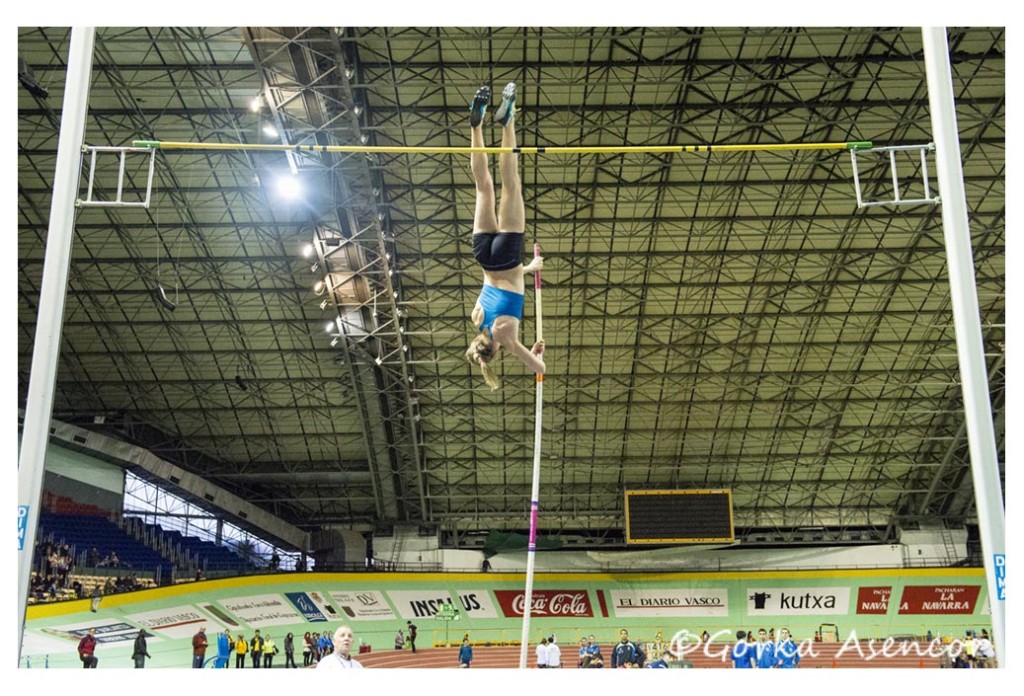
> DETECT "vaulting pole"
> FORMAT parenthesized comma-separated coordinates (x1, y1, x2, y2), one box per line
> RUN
(518, 243, 544, 669)
(17, 27, 96, 665)
(922, 26, 1005, 663)
(133, 140, 872, 156)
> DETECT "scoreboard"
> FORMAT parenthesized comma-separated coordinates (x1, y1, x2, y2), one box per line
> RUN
(624, 489, 734, 544)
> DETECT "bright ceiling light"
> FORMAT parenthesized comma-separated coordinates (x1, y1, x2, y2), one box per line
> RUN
(301, 243, 314, 258)
(249, 95, 264, 113)
(262, 122, 278, 138)
(276, 174, 301, 200)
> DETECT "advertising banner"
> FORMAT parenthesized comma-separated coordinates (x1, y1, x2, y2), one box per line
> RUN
(218, 594, 303, 627)
(609, 588, 729, 617)
(897, 585, 981, 614)
(746, 587, 850, 615)
(285, 592, 330, 622)
(127, 605, 225, 638)
(493, 589, 594, 618)
(855, 586, 892, 615)
(329, 590, 397, 621)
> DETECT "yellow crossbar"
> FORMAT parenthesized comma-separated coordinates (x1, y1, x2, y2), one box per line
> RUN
(132, 140, 873, 155)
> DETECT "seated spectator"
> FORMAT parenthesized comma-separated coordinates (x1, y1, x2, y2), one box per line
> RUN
(30, 573, 46, 601)
(578, 637, 590, 668)
(973, 633, 995, 668)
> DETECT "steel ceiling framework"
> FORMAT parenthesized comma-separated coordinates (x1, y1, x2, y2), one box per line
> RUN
(17, 27, 1004, 553)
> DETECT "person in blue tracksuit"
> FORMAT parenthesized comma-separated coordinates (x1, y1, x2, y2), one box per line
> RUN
(458, 638, 473, 668)
(464, 81, 545, 390)
(754, 628, 776, 669)
(731, 631, 755, 668)
(775, 628, 801, 668)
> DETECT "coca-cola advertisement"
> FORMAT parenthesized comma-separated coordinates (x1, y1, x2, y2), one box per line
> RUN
(493, 590, 594, 618)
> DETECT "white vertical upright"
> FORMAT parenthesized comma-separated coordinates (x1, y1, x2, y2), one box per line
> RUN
(17, 27, 96, 663)
(921, 27, 1005, 660)
(518, 243, 544, 668)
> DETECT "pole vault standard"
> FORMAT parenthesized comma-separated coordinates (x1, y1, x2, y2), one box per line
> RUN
(17, 27, 96, 666)
(132, 140, 873, 155)
(518, 243, 544, 669)
(922, 26, 1005, 664)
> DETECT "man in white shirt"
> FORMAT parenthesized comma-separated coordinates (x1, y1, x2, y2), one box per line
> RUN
(315, 626, 364, 669)
(535, 637, 549, 668)
(546, 635, 561, 668)
(973, 632, 996, 668)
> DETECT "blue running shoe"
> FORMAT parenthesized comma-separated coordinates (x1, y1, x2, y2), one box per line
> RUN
(469, 85, 490, 128)
(494, 82, 516, 125)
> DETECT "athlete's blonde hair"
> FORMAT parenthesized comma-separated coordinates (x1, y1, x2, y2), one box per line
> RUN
(466, 334, 500, 390)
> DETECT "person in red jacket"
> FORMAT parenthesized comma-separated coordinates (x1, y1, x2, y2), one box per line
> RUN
(78, 627, 98, 668)
(192, 626, 209, 668)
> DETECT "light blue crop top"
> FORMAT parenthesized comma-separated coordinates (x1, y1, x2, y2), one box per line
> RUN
(477, 284, 525, 335)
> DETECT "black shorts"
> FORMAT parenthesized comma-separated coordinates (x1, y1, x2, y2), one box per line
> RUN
(473, 232, 524, 271)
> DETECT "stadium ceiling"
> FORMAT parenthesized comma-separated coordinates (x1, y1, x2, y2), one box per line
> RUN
(17, 26, 1004, 551)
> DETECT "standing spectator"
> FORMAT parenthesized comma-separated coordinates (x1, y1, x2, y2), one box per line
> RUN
(731, 631, 754, 668)
(270, 551, 280, 570)
(318, 630, 333, 660)
(315, 625, 364, 670)
(263, 633, 278, 668)
(755, 628, 775, 669)
(303, 631, 314, 666)
(89, 584, 103, 612)
(610, 629, 644, 668)
(775, 628, 800, 669)
(284, 632, 297, 668)
(88, 546, 100, 568)
(535, 637, 549, 668)
(406, 620, 418, 653)
(192, 626, 208, 668)
(458, 638, 474, 668)
(132, 629, 151, 668)
(310, 632, 320, 662)
(394, 629, 405, 650)
(234, 634, 247, 669)
(61, 550, 73, 587)
(547, 635, 562, 668)
(250, 629, 264, 668)
(585, 635, 603, 668)
(78, 627, 98, 668)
